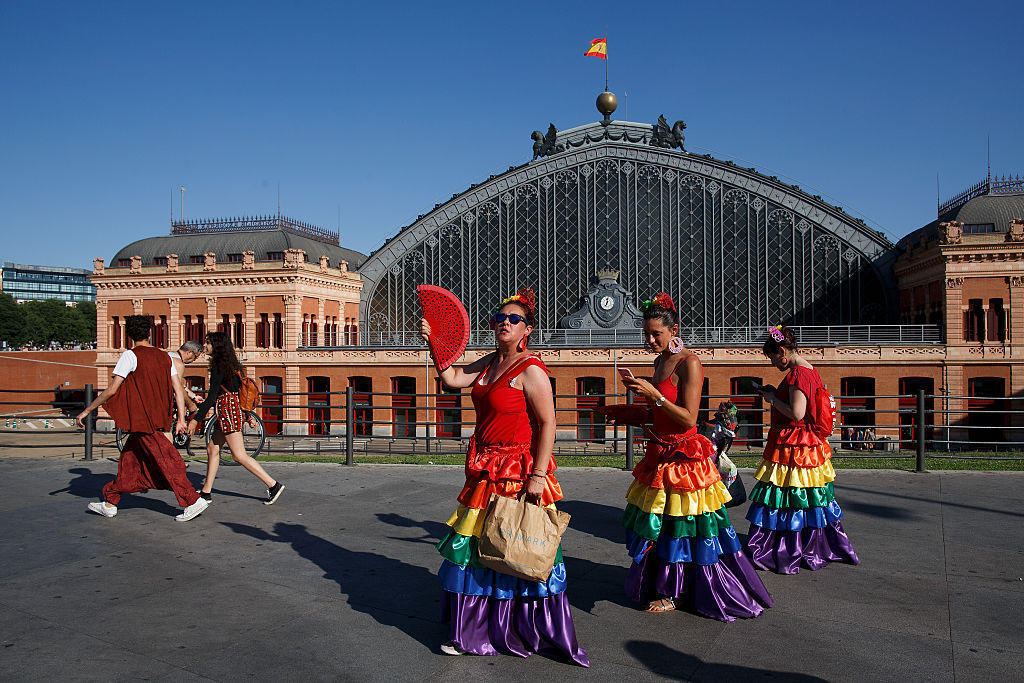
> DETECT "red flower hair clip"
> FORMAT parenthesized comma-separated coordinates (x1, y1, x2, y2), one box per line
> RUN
(642, 292, 676, 313)
(499, 287, 536, 314)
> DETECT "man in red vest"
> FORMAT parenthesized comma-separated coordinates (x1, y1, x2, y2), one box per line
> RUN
(76, 315, 209, 521)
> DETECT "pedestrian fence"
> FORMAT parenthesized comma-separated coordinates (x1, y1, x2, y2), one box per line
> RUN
(2, 385, 1024, 469)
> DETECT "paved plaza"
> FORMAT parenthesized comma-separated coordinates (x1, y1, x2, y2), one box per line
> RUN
(1, 456, 1023, 681)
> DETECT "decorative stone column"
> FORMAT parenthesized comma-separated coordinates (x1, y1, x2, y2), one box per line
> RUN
(168, 298, 181, 349)
(1008, 277, 1024, 347)
(243, 295, 256, 351)
(945, 277, 964, 344)
(95, 299, 108, 351)
(284, 294, 303, 351)
(316, 298, 325, 346)
(944, 363, 967, 448)
(206, 296, 218, 335)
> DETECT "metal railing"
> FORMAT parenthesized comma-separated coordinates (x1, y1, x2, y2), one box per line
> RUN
(324, 325, 943, 350)
(3, 385, 1024, 468)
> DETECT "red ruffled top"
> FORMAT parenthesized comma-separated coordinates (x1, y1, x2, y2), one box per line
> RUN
(632, 354, 721, 493)
(766, 365, 831, 465)
(457, 355, 562, 509)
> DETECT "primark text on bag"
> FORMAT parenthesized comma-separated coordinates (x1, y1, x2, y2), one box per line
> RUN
(477, 494, 570, 582)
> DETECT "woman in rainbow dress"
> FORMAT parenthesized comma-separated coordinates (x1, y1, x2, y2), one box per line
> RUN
(606, 293, 773, 620)
(745, 325, 860, 574)
(418, 288, 589, 665)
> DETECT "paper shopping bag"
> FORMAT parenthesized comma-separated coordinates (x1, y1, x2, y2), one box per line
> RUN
(477, 494, 570, 582)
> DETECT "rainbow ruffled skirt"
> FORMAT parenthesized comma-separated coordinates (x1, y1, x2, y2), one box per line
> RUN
(435, 440, 589, 666)
(745, 426, 860, 574)
(623, 431, 772, 621)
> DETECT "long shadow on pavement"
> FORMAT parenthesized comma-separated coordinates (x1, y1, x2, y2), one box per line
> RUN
(221, 521, 442, 650)
(375, 513, 449, 545)
(625, 640, 827, 682)
(838, 483, 1024, 518)
(48, 466, 180, 516)
(557, 499, 626, 544)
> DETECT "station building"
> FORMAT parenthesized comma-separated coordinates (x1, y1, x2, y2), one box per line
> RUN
(90, 106, 1024, 444)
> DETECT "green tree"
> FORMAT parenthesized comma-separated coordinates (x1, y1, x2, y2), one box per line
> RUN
(0, 293, 27, 346)
(75, 301, 97, 343)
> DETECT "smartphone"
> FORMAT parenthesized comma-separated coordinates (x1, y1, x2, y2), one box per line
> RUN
(618, 368, 635, 380)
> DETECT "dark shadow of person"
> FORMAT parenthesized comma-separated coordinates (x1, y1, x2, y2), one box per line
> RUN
(557, 499, 626, 545)
(221, 521, 443, 650)
(562, 555, 633, 613)
(375, 513, 449, 545)
(50, 466, 193, 516)
(625, 640, 827, 682)
(50, 467, 107, 498)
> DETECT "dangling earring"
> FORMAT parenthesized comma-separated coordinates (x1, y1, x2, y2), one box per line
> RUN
(668, 336, 684, 354)
(517, 336, 527, 352)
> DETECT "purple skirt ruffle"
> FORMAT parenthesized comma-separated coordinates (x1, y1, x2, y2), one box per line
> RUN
(746, 520, 860, 575)
(625, 550, 773, 622)
(442, 591, 590, 667)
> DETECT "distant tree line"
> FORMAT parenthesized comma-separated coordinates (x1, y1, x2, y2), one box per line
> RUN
(0, 293, 96, 347)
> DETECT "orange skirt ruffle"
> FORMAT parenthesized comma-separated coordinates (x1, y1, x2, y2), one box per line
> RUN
(631, 429, 721, 493)
(456, 436, 563, 510)
(762, 425, 833, 468)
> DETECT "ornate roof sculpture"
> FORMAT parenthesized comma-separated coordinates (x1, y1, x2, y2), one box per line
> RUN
(359, 110, 897, 344)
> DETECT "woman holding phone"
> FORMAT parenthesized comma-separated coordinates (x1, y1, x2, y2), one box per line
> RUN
(745, 325, 859, 574)
(603, 293, 772, 620)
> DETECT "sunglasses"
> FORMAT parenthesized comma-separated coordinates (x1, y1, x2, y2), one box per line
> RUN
(489, 312, 527, 328)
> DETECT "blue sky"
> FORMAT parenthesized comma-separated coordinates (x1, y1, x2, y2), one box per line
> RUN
(1, 0, 1021, 268)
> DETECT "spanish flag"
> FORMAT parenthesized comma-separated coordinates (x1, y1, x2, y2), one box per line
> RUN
(584, 38, 607, 59)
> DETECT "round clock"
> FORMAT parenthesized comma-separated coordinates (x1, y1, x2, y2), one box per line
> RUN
(599, 295, 615, 311)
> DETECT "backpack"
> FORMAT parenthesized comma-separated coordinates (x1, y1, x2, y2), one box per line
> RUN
(812, 383, 838, 438)
(225, 370, 260, 412)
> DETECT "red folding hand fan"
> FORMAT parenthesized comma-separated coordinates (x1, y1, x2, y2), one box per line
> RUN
(416, 285, 470, 371)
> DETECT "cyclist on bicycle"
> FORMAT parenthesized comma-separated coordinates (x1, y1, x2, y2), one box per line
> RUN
(188, 332, 284, 505)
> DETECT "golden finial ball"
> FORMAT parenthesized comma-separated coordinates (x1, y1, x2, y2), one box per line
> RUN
(596, 91, 618, 116)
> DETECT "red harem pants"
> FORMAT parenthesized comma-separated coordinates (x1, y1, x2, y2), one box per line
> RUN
(102, 432, 199, 508)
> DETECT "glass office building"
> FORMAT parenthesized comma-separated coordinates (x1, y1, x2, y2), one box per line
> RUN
(1, 262, 96, 304)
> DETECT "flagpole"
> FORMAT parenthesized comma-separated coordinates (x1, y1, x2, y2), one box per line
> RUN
(604, 34, 609, 91)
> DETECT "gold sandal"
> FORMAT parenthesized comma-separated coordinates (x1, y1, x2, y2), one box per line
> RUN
(643, 598, 676, 613)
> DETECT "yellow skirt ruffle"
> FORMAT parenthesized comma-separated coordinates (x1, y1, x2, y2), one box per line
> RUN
(754, 459, 836, 489)
(625, 479, 731, 516)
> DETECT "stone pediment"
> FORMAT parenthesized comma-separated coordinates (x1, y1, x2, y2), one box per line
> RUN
(559, 272, 643, 330)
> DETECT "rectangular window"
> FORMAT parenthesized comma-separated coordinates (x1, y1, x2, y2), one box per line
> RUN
(392, 377, 416, 437)
(350, 376, 373, 436)
(307, 377, 331, 435)
(576, 377, 606, 443)
(189, 255, 204, 264)
(988, 298, 1006, 342)
(256, 313, 269, 348)
(435, 380, 462, 438)
(964, 299, 985, 342)
(117, 259, 131, 267)
(153, 256, 168, 266)
(234, 313, 244, 348)
(226, 253, 244, 263)
(266, 251, 285, 261)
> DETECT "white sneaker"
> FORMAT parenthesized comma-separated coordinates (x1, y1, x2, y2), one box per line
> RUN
(175, 497, 210, 522)
(87, 501, 117, 518)
(440, 643, 465, 656)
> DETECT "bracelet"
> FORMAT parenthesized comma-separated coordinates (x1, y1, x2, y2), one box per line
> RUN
(529, 473, 546, 480)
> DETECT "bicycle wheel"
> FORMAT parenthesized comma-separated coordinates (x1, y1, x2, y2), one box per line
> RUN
(205, 411, 265, 462)
(241, 410, 266, 458)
